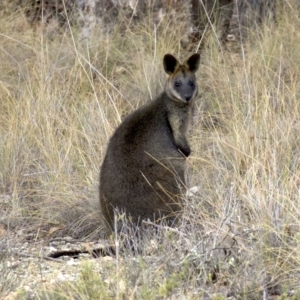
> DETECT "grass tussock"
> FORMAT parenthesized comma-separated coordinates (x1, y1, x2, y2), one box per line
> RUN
(1, 1, 300, 298)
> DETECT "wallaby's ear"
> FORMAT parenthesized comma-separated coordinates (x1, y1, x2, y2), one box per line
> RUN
(163, 54, 180, 75)
(184, 53, 200, 73)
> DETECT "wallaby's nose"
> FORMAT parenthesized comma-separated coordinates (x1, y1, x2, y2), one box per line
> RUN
(185, 96, 192, 101)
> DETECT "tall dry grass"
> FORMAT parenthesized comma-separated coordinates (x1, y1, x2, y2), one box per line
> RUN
(1, 1, 300, 298)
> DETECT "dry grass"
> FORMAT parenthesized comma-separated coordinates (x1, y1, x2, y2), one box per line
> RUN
(1, 1, 300, 298)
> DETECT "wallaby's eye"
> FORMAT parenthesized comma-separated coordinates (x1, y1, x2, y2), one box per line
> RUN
(189, 81, 195, 87)
(174, 81, 180, 87)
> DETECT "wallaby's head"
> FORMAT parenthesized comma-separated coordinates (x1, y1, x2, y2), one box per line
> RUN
(163, 53, 200, 103)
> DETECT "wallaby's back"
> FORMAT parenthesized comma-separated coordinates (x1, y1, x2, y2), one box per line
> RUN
(100, 53, 200, 232)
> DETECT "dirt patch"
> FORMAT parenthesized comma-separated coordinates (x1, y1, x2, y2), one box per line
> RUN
(0, 232, 115, 299)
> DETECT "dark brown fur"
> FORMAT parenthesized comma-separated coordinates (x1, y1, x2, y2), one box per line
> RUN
(99, 53, 200, 232)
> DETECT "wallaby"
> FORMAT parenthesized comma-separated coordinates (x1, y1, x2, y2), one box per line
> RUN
(100, 53, 200, 232)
